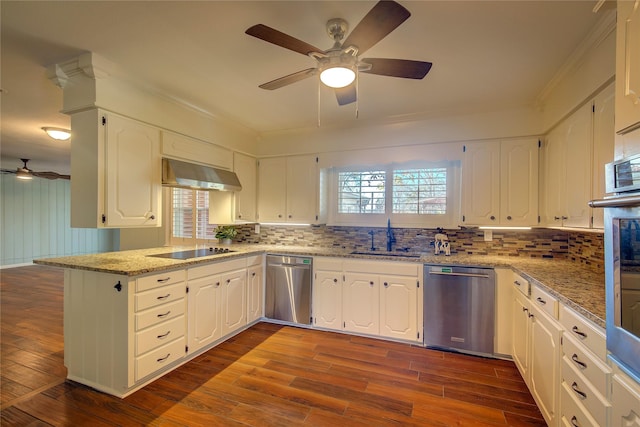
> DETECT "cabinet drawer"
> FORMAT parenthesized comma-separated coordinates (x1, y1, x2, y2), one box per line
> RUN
(137, 270, 186, 292)
(188, 258, 246, 280)
(314, 257, 343, 272)
(135, 282, 185, 312)
(135, 299, 185, 331)
(560, 305, 606, 362)
(560, 382, 599, 427)
(136, 315, 185, 356)
(531, 286, 558, 319)
(562, 358, 611, 426)
(344, 260, 418, 276)
(512, 273, 530, 297)
(562, 333, 611, 393)
(135, 337, 185, 381)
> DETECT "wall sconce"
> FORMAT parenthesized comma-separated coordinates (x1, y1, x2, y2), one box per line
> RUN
(42, 127, 71, 141)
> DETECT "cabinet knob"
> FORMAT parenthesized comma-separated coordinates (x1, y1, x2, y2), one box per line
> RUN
(369, 281, 374, 286)
(333, 278, 338, 283)
(227, 279, 231, 284)
(252, 272, 256, 277)
(216, 282, 220, 287)
(288, 215, 292, 218)
(554, 216, 560, 220)
(384, 282, 389, 287)
(506, 216, 512, 220)
(238, 214, 242, 219)
(562, 216, 568, 220)
(149, 214, 155, 220)
(278, 214, 282, 218)
(490, 215, 496, 220)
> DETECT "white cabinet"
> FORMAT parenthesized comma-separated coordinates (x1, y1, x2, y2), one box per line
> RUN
(70, 109, 161, 228)
(246, 257, 264, 324)
(343, 273, 380, 335)
(542, 83, 615, 229)
(312, 257, 421, 343)
(512, 278, 563, 427)
(257, 154, 323, 223)
(161, 130, 232, 170)
(611, 371, 640, 427)
(220, 268, 247, 337)
(313, 267, 343, 330)
(461, 138, 539, 226)
(615, 0, 640, 136)
(187, 265, 222, 354)
(233, 152, 257, 222)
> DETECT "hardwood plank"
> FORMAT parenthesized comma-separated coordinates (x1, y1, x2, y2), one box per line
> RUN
(0, 406, 53, 427)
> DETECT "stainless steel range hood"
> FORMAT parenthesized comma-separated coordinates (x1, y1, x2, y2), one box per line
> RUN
(162, 158, 242, 191)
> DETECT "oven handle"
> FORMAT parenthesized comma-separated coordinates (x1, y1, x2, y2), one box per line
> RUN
(589, 194, 640, 208)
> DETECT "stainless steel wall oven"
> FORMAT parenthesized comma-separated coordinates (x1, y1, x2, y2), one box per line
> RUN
(590, 154, 640, 383)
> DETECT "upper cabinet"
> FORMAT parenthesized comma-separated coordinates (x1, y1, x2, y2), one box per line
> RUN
(461, 138, 539, 227)
(161, 130, 233, 170)
(70, 109, 161, 228)
(233, 152, 257, 222)
(257, 154, 325, 224)
(615, 0, 640, 135)
(541, 83, 615, 229)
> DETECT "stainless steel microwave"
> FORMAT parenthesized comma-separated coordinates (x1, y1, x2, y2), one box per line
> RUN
(591, 155, 640, 383)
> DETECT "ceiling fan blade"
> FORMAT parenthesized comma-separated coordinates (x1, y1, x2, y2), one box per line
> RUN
(342, 1, 411, 55)
(259, 68, 317, 90)
(335, 84, 357, 106)
(246, 24, 324, 56)
(33, 171, 70, 180)
(360, 58, 432, 79)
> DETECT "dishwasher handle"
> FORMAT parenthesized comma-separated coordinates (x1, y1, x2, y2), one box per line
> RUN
(268, 263, 310, 269)
(428, 271, 491, 279)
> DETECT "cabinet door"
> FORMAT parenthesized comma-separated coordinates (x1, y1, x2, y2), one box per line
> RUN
(542, 126, 566, 226)
(530, 304, 562, 427)
(592, 83, 615, 229)
(221, 269, 247, 336)
(343, 273, 379, 335)
(611, 373, 640, 427)
(512, 289, 531, 380)
(563, 103, 593, 228)
(461, 141, 501, 225)
(313, 270, 343, 330)
(500, 138, 538, 226)
(104, 114, 161, 227)
(187, 274, 222, 354)
(257, 157, 287, 222)
(615, 0, 640, 135)
(379, 275, 418, 341)
(234, 152, 257, 222)
(246, 264, 263, 324)
(286, 155, 318, 223)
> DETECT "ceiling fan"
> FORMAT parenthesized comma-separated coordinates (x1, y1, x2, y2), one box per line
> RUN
(0, 159, 70, 180)
(245, 0, 432, 106)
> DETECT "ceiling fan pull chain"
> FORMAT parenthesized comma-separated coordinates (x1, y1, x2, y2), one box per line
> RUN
(317, 79, 321, 127)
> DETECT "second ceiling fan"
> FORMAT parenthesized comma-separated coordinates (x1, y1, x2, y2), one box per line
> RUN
(245, 0, 432, 106)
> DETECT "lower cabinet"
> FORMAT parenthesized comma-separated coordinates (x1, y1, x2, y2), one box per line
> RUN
(611, 372, 640, 427)
(246, 256, 264, 324)
(313, 257, 421, 343)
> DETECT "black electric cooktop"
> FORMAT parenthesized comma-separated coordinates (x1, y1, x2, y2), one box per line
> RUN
(148, 247, 235, 260)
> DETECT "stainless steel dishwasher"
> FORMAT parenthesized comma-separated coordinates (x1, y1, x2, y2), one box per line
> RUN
(265, 255, 312, 325)
(424, 264, 496, 357)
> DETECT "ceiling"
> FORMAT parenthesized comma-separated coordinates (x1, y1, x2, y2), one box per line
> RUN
(1, 1, 606, 175)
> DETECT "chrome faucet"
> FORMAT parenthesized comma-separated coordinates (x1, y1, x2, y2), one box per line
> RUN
(386, 218, 395, 252)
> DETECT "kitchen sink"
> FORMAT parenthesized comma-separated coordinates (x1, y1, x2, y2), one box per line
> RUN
(350, 251, 422, 258)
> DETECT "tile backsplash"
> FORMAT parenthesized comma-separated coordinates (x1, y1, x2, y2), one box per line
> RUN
(233, 224, 604, 272)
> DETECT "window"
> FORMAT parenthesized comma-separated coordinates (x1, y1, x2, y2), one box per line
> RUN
(332, 163, 455, 226)
(171, 188, 217, 241)
(338, 170, 386, 214)
(392, 168, 447, 214)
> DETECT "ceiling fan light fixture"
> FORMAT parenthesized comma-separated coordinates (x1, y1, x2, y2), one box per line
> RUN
(16, 167, 33, 180)
(320, 66, 355, 88)
(42, 127, 71, 141)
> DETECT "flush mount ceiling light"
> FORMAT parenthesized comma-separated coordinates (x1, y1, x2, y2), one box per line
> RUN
(42, 127, 71, 141)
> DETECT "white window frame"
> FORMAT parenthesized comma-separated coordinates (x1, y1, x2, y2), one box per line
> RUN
(328, 161, 460, 228)
(169, 188, 218, 245)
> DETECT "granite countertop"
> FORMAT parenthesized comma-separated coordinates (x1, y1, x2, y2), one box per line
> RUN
(34, 244, 605, 329)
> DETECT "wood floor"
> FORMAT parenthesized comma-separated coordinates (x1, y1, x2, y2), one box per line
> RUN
(1, 265, 546, 426)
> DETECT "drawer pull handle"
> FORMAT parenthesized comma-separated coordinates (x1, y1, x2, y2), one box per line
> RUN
(157, 353, 171, 363)
(572, 326, 587, 339)
(514, 280, 521, 286)
(157, 294, 171, 300)
(157, 311, 171, 318)
(157, 277, 171, 283)
(522, 307, 528, 313)
(571, 416, 580, 427)
(571, 353, 587, 369)
(536, 297, 546, 305)
(571, 382, 587, 399)
(157, 331, 171, 339)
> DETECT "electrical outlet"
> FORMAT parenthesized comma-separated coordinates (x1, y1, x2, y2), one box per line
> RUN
(254, 224, 260, 234)
(484, 230, 493, 241)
